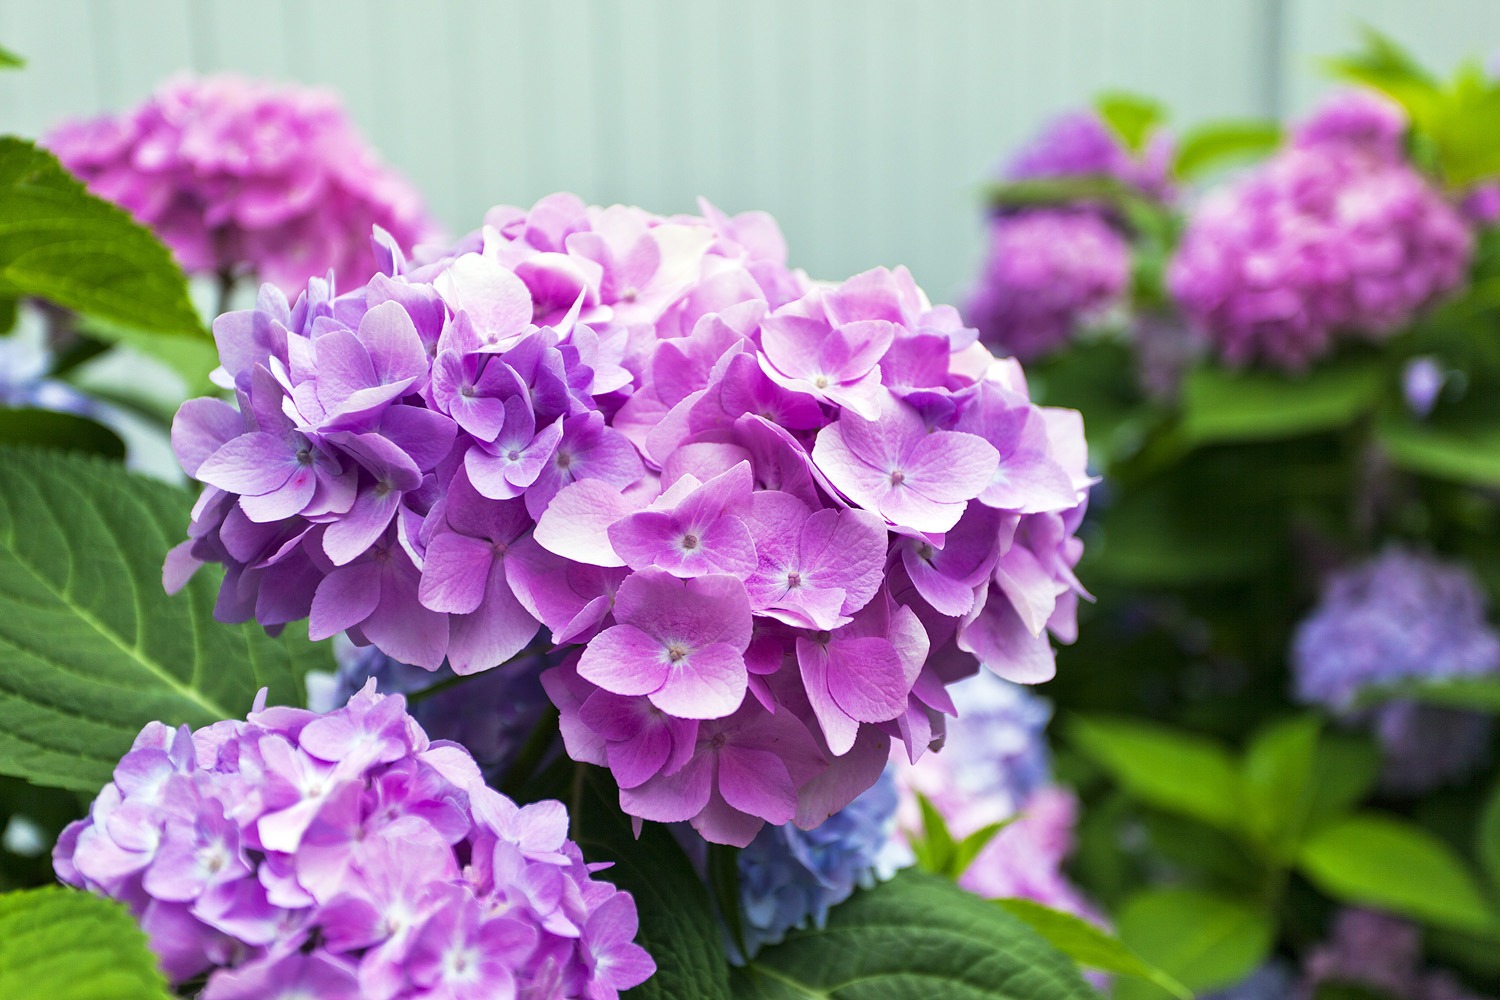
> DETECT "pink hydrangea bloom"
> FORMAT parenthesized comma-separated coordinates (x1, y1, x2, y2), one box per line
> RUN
(170, 193, 1095, 845)
(45, 73, 434, 292)
(1169, 95, 1473, 370)
(54, 684, 654, 998)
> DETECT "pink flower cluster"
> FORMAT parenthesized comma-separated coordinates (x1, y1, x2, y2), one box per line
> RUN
(1169, 94, 1472, 369)
(170, 193, 1093, 846)
(53, 684, 654, 999)
(45, 73, 433, 292)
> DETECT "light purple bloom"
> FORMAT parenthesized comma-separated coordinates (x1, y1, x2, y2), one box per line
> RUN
(44, 73, 434, 293)
(56, 686, 654, 998)
(1292, 89, 1408, 164)
(1005, 109, 1174, 201)
(1402, 355, 1447, 417)
(964, 210, 1131, 361)
(1300, 909, 1486, 1000)
(1292, 547, 1500, 793)
(172, 193, 1096, 845)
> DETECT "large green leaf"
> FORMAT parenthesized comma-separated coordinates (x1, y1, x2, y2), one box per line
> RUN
(1298, 813, 1497, 934)
(995, 898, 1189, 999)
(731, 870, 1095, 999)
(1239, 716, 1321, 861)
(1478, 776, 1500, 892)
(1178, 356, 1386, 447)
(0, 886, 169, 999)
(0, 46, 22, 69)
(1172, 121, 1281, 180)
(1068, 717, 1241, 833)
(0, 138, 204, 339)
(0, 408, 124, 460)
(1114, 889, 1273, 997)
(0, 446, 328, 793)
(1377, 412, 1500, 488)
(567, 765, 731, 1000)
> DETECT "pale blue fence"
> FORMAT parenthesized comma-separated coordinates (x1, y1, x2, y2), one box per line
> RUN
(3, 0, 1499, 302)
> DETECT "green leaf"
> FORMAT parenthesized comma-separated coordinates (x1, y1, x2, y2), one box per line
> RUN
(1298, 813, 1497, 933)
(951, 819, 1013, 881)
(568, 765, 731, 1000)
(0, 886, 170, 999)
(1172, 120, 1282, 180)
(1303, 734, 1379, 831)
(731, 869, 1095, 999)
(1240, 715, 1321, 859)
(1096, 91, 1166, 152)
(1179, 356, 1386, 447)
(1323, 26, 1442, 125)
(0, 46, 22, 70)
(1377, 411, 1500, 488)
(996, 897, 1190, 999)
(1114, 888, 1274, 996)
(708, 841, 751, 966)
(1477, 775, 1500, 892)
(910, 791, 958, 876)
(0, 138, 204, 339)
(0, 409, 124, 460)
(1067, 716, 1241, 832)
(0, 446, 328, 793)
(1360, 675, 1500, 711)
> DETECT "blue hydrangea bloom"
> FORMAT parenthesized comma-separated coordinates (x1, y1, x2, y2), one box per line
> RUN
(939, 670, 1055, 816)
(736, 771, 909, 960)
(1292, 547, 1500, 791)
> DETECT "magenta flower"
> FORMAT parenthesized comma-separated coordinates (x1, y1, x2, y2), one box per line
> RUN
(171, 193, 1095, 845)
(56, 686, 654, 998)
(45, 73, 434, 293)
(578, 569, 752, 720)
(813, 395, 999, 535)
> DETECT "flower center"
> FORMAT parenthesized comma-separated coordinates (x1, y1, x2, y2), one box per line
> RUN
(666, 643, 689, 663)
(620, 286, 639, 302)
(460, 384, 477, 398)
(681, 533, 699, 551)
(786, 571, 801, 588)
(556, 452, 573, 470)
(889, 469, 906, 486)
(813, 375, 830, 389)
(507, 450, 521, 461)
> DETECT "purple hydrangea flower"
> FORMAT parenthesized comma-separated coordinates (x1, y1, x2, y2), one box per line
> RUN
(1169, 130, 1473, 369)
(1005, 109, 1174, 201)
(963, 210, 1131, 361)
(172, 193, 1095, 846)
(1292, 89, 1408, 164)
(1300, 909, 1487, 1000)
(1292, 547, 1500, 792)
(45, 73, 434, 293)
(1402, 355, 1448, 417)
(733, 770, 910, 959)
(55, 685, 654, 998)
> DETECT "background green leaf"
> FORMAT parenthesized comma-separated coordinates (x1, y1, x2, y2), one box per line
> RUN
(0, 886, 170, 999)
(731, 870, 1095, 999)
(1114, 888, 1274, 997)
(1068, 716, 1241, 832)
(996, 897, 1189, 999)
(0, 409, 124, 460)
(1239, 716, 1321, 859)
(1172, 120, 1282, 180)
(1297, 813, 1497, 934)
(0, 138, 204, 339)
(1377, 411, 1500, 488)
(1178, 356, 1386, 447)
(1096, 91, 1167, 152)
(1477, 776, 1500, 892)
(0, 45, 22, 69)
(0, 447, 328, 793)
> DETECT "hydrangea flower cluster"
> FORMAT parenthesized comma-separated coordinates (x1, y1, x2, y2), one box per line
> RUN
(45, 73, 433, 293)
(1292, 546, 1500, 792)
(316, 637, 554, 778)
(891, 671, 1101, 920)
(964, 210, 1131, 360)
(733, 771, 909, 959)
(1004, 109, 1174, 200)
(1302, 909, 1486, 1000)
(170, 193, 1094, 847)
(52, 684, 654, 998)
(1290, 88, 1408, 164)
(965, 109, 1163, 361)
(1169, 95, 1473, 369)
